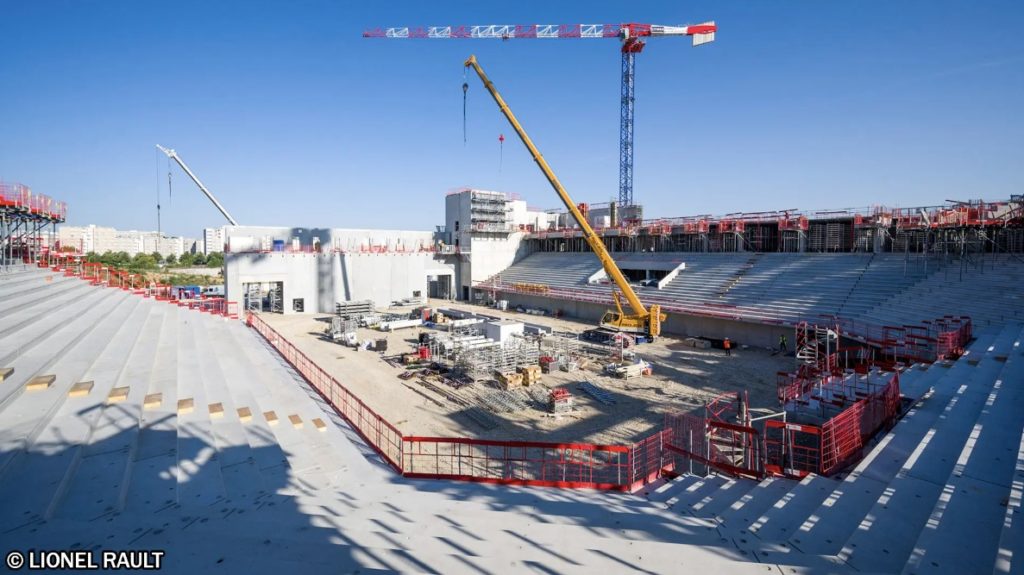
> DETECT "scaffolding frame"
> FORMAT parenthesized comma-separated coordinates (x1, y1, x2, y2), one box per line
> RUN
(1, 183, 65, 271)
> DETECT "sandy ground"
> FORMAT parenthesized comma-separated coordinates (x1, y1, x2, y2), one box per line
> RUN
(262, 301, 792, 446)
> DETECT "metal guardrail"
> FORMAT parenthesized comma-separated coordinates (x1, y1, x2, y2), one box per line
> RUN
(247, 312, 673, 491)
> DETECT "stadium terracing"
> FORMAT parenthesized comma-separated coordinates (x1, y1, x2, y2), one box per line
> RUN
(1, 189, 1023, 574)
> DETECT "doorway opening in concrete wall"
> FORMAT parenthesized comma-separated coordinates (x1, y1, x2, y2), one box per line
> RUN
(245, 281, 286, 313)
(428, 274, 453, 300)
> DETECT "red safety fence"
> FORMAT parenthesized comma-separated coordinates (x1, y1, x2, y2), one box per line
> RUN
(0, 182, 66, 220)
(402, 437, 634, 489)
(829, 315, 972, 364)
(247, 312, 673, 491)
(819, 372, 901, 475)
(664, 412, 763, 480)
(248, 312, 405, 471)
(763, 372, 902, 478)
(764, 420, 821, 478)
(38, 256, 238, 320)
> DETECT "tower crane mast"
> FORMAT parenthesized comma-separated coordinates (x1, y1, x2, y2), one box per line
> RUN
(364, 22, 716, 209)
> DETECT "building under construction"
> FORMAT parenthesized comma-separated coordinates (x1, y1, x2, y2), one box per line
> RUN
(2, 23, 1024, 575)
(2, 181, 1023, 573)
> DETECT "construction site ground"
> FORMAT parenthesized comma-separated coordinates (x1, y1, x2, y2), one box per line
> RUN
(261, 301, 791, 446)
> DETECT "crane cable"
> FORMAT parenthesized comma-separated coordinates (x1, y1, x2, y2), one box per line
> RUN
(462, 66, 469, 144)
(155, 148, 162, 235)
(167, 157, 172, 207)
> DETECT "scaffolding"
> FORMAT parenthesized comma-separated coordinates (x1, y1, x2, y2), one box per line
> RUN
(0, 183, 66, 271)
(458, 336, 540, 378)
(245, 282, 264, 313)
(269, 282, 283, 313)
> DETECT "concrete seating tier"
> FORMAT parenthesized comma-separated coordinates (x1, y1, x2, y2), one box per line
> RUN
(488, 251, 1014, 327)
(2, 268, 1020, 573)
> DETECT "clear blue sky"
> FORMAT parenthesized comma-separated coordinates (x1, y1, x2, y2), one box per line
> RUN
(2, 1, 1022, 237)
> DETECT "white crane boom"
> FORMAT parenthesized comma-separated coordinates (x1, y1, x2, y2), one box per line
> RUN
(156, 144, 239, 226)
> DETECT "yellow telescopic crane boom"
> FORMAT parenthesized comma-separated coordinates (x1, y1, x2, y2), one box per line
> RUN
(464, 55, 665, 337)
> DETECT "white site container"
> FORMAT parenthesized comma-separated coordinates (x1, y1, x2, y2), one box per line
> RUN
(484, 320, 525, 343)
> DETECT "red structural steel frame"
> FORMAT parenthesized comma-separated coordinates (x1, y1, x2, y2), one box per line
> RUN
(247, 312, 673, 491)
(517, 197, 1019, 239)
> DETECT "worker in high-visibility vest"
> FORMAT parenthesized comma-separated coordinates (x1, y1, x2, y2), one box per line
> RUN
(779, 334, 788, 353)
(723, 337, 732, 356)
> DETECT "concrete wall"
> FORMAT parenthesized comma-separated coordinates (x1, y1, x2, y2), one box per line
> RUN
(225, 251, 455, 315)
(498, 292, 790, 349)
(223, 226, 438, 253)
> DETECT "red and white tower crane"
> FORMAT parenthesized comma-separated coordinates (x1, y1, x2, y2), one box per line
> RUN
(363, 22, 716, 209)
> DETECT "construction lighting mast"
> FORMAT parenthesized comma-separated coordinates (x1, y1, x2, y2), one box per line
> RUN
(464, 55, 665, 337)
(364, 22, 716, 209)
(155, 145, 239, 226)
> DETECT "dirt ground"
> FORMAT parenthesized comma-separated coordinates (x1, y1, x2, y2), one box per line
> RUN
(262, 300, 792, 446)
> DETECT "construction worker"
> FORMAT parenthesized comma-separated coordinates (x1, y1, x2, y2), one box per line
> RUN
(779, 334, 788, 353)
(723, 337, 732, 356)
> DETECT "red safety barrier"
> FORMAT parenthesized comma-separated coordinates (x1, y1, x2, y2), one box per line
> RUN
(830, 315, 972, 364)
(764, 371, 901, 478)
(248, 312, 411, 472)
(819, 372, 901, 475)
(764, 420, 821, 479)
(664, 411, 763, 480)
(402, 437, 634, 489)
(246, 312, 672, 491)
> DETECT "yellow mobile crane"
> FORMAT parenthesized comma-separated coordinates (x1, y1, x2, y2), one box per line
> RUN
(464, 55, 666, 338)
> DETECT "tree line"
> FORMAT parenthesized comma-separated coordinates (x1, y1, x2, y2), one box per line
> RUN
(83, 251, 224, 272)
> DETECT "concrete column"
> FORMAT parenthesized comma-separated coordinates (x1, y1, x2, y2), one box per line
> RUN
(873, 227, 885, 253)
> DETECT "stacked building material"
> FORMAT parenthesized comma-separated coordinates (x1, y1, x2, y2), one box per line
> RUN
(335, 299, 375, 319)
(548, 389, 573, 413)
(496, 371, 523, 389)
(519, 365, 542, 386)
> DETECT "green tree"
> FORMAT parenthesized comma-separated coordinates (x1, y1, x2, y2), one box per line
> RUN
(151, 251, 163, 263)
(192, 252, 206, 266)
(206, 252, 223, 268)
(178, 252, 194, 267)
(85, 252, 100, 263)
(131, 253, 157, 270)
(165, 253, 177, 266)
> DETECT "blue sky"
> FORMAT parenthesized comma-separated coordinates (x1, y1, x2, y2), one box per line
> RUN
(2, 1, 1022, 237)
